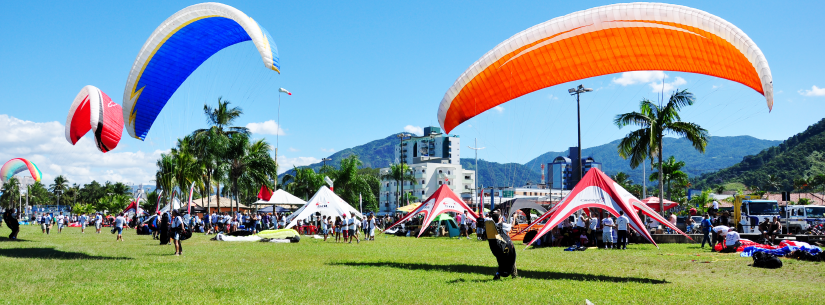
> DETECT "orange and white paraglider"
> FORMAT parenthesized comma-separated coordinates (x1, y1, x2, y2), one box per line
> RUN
(437, 2, 773, 133)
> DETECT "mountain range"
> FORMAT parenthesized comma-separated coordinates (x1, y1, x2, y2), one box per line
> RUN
(281, 133, 780, 188)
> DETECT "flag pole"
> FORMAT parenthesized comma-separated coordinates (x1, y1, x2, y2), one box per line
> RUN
(275, 91, 281, 189)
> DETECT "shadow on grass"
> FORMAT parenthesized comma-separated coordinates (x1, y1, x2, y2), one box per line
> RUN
(0, 247, 132, 260)
(0, 237, 33, 242)
(329, 261, 667, 284)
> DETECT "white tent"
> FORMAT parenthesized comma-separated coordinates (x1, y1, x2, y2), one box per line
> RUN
(252, 189, 306, 206)
(285, 186, 362, 228)
(159, 197, 181, 213)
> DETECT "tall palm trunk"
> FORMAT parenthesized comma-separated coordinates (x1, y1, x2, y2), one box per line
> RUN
(658, 140, 665, 216)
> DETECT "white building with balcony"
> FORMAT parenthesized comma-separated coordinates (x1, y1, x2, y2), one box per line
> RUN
(395, 126, 460, 165)
(378, 157, 475, 215)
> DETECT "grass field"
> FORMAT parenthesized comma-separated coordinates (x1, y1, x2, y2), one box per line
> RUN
(0, 225, 822, 304)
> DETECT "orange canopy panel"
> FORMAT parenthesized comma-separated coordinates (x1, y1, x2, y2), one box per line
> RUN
(438, 2, 773, 133)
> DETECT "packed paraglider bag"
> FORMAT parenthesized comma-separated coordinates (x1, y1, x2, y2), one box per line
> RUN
(751, 251, 782, 269)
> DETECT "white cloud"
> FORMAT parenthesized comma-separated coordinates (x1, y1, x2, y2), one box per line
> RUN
(776, 90, 783, 94)
(612, 71, 667, 86)
(649, 77, 687, 93)
(712, 85, 720, 89)
(246, 120, 285, 135)
(612, 71, 686, 93)
(403, 125, 423, 136)
(493, 106, 504, 113)
(0, 114, 162, 185)
(288, 147, 299, 152)
(277, 155, 321, 174)
(548, 94, 558, 100)
(799, 85, 825, 97)
(320, 148, 336, 153)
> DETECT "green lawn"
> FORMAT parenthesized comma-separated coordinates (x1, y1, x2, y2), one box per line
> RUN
(0, 225, 822, 304)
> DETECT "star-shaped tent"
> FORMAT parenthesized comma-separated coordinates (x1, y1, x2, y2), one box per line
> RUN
(385, 184, 479, 237)
(522, 168, 691, 248)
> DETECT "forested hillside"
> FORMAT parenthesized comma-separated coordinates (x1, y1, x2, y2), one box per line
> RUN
(695, 118, 825, 191)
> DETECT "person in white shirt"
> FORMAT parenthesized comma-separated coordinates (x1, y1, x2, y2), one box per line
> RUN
(722, 228, 741, 253)
(94, 213, 103, 233)
(368, 214, 377, 241)
(616, 211, 630, 250)
(586, 216, 598, 246)
(602, 217, 615, 249)
(347, 215, 359, 244)
(114, 213, 129, 241)
(321, 216, 329, 241)
(171, 210, 185, 256)
(79, 213, 88, 233)
(40, 214, 52, 234)
(56, 213, 66, 233)
(711, 225, 730, 251)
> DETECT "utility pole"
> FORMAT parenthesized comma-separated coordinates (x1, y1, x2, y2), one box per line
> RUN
(468, 138, 485, 213)
(568, 84, 593, 184)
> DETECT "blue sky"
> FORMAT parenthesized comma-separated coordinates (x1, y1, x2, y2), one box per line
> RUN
(1, 1, 823, 185)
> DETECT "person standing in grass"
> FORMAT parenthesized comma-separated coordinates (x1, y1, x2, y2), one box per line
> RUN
(602, 216, 615, 250)
(351, 216, 361, 244)
(79, 213, 88, 234)
(56, 212, 65, 233)
(321, 216, 328, 241)
(616, 211, 629, 250)
(40, 213, 51, 234)
(362, 217, 368, 237)
(700, 214, 713, 248)
(94, 212, 102, 234)
(171, 210, 184, 256)
(334, 216, 342, 242)
(487, 210, 517, 280)
(369, 214, 376, 241)
(114, 213, 128, 241)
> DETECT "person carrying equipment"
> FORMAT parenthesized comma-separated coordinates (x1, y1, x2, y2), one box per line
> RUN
(486, 210, 517, 280)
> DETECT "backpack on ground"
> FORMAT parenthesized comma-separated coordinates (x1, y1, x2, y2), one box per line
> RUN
(752, 251, 782, 269)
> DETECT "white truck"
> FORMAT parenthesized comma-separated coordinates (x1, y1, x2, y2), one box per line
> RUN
(784, 205, 825, 234)
(734, 196, 781, 234)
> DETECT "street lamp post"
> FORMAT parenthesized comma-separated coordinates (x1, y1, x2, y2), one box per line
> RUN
(468, 138, 485, 213)
(568, 84, 593, 184)
(321, 157, 332, 168)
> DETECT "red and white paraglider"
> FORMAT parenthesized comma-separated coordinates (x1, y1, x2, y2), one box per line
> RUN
(65, 85, 124, 153)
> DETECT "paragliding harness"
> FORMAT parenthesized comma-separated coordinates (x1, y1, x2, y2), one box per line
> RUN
(486, 220, 517, 279)
(175, 219, 193, 241)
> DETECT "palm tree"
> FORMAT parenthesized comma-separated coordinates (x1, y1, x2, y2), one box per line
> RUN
(615, 89, 709, 215)
(611, 172, 633, 188)
(49, 175, 69, 199)
(763, 174, 781, 196)
(170, 135, 202, 203)
(380, 163, 415, 209)
(1, 177, 21, 208)
(192, 98, 247, 214)
(226, 133, 278, 213)
(282, 166, 324, 200)
(648, 156, 688, 200)
(326, 155, 377, 210)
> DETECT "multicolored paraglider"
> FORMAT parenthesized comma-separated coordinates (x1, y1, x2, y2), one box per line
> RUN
(0, 158, 42, 183)
(123, 2, 280, 140)
(437, 2, 774, 133)
(65, 85, 124, 153)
